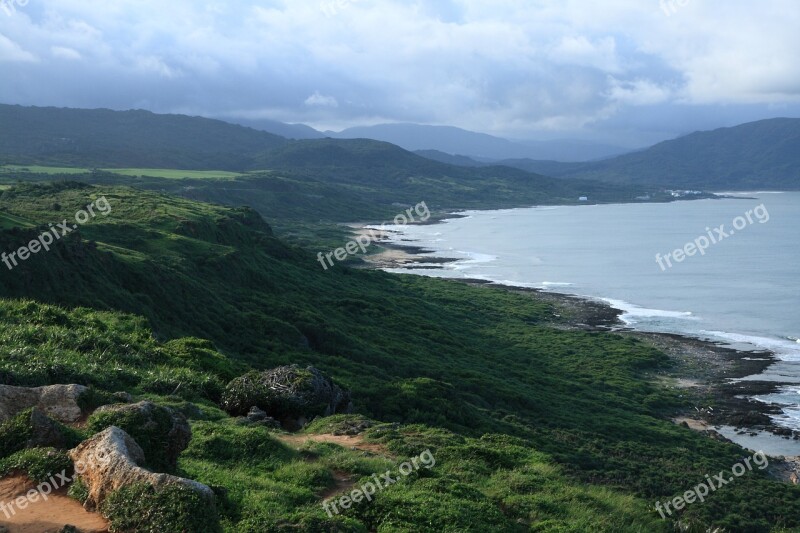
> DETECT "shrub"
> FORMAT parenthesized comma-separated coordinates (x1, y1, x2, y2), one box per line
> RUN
(0, 447, 73, 483)
(101, 482, 221, 533)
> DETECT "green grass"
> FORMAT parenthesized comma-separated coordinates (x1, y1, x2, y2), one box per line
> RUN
(101, 168, 244, 179)
(0, 182, 797, 531)
(1, 165, 92, 175)
(1, 165, 243, 180)
(0, 210, 34, 229)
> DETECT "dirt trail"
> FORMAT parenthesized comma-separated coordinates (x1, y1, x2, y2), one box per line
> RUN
(277, 433, 387, 455)
(276, 433, 389, 500)
(0, 475, 108, 533)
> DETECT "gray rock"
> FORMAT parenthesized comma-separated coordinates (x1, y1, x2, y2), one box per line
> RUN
(92, 401, 191, 470)
(69, 426, 214, 511)
(26, 407, 69, 449)
(0, 384, 88, 423)
(220, 365, 351, 430)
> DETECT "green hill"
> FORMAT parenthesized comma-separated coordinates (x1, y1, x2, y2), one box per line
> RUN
(0, 105, 672, 227)
(0, 104, 287, 170)
(0, 182, 797, 531)
(545, 118, 800, 190)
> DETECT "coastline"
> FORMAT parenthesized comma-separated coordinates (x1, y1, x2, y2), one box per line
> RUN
(351, 219, 800, 483)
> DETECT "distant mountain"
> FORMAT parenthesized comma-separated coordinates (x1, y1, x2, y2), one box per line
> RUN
(0, 105, 666, 224)
(0, 104, 288, 170)
(414, 149, 586, 177)
(413, 150, 487, 167)
(327, 123, 629, 162)
(558, 118, 800, 190)
(221, 116, 325, 139)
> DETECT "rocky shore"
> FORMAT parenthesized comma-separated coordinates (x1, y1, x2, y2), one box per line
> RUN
(357, 225, 800, 484)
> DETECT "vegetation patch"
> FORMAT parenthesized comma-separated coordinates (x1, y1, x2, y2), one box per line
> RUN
(101, 482, 222, 533)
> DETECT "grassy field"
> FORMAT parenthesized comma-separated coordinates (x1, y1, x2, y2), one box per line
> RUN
(0, 210, 33, 229)
(102, 168, 244, 179)
(1, 165, 244, 180)
(0, 182, 797, 531)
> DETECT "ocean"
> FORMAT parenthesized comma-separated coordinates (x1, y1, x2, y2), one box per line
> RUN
(379, 192, 800, 432)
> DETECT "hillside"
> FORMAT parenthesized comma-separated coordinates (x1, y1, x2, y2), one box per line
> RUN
(0, 106, 678, 240)
(0, 104, 288, 170)
(328, 123, 629, 162)
(0, 182, 798, 531)
(414, 119, 800, 191)
(549, 119, 800, 190)
(221, 116, 325, 140)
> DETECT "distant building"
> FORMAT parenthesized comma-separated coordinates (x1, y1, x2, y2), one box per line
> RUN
(578, 196, 589, 202)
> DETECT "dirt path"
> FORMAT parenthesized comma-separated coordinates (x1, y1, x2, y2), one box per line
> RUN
(276, 433, 387, 455)
(0, 475, 108, 533)
(275, 433, 388, 500)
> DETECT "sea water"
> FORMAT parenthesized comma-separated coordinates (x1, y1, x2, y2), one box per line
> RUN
(383, 192, 800, 432)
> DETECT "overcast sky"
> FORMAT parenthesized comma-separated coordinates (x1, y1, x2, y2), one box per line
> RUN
(1, 0, 799, 147)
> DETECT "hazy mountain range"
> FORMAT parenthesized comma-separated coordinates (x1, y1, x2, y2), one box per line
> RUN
(1, 104, 798, 191)
(415, 119, 800, 191)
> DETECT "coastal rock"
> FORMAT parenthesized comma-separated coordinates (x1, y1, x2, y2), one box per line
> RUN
(0, 384, 88, 423)
(69, 426, 214, 511)
(89, 401, 191, 471)
(220, 365, 352, 430)
(725, 410, 772, 427)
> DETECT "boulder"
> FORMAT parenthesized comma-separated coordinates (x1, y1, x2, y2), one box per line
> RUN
(26, 407, 71, 449)
(0, 384, 88, 423)
(0, 407, 72, 457)
(236, 406, 280, 428)
(89, 401, 190, 471)
(220, 365, 351, 430)
(69, 426, 214, 511)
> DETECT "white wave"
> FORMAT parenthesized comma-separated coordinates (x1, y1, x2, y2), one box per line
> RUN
(714, 191, 787, 196)
(452, 251, 497, 267)
(599, 298, 696, 324)
(701, 331, 800, 361)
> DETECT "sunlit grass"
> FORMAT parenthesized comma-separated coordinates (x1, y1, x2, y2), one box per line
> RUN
(1, 165, 243, 180)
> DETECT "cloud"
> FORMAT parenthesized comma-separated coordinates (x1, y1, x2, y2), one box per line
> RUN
(0, 0, 798, 146)
(0, 33, 37, 62)
(305, 91, 338, 108)
(51, 45, 80, 59)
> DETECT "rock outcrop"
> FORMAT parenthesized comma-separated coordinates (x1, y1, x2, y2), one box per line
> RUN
(89, 401, 190, 471)
(220, 365, 351, 430)
(0, 384, 88, 423)
(69, 426, 214, 511)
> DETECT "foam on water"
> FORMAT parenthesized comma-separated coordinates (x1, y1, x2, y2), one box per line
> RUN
(599, 298, 696, 325)
(701, 331, 800, 362)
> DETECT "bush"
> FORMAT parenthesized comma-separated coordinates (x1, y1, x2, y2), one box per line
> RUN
(87, 403, 181, 472)
(0, 408, 34, 458)
(0, 447, 73, 483)
(101, 482, 221, 533)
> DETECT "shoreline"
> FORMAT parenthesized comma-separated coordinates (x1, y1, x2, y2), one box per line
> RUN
(351, 220, 800, 469)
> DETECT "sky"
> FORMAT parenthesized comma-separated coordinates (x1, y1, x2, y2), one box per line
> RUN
(1, 0, 799, 147)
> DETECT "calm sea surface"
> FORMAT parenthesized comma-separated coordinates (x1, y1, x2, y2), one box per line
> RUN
(380, 192, 800, 432)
